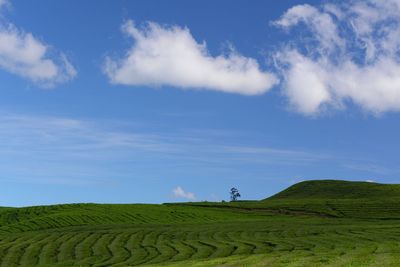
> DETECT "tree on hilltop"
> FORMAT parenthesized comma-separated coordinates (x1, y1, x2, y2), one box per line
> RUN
(230, 187, 241, 201)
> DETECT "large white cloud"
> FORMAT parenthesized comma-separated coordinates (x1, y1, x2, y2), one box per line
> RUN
(0, 2, 76, 86)
(274, 0, 400, 115)
(104, 20, 277, 95)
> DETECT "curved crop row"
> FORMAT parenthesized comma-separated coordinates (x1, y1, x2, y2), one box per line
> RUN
(0, 219, 400, 266)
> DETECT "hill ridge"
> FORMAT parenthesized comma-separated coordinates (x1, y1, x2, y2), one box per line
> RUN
(266, 179, 400, 200)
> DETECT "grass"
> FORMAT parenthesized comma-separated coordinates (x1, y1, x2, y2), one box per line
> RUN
(267, 179, 400, 199)
(1, 180, 400, 266)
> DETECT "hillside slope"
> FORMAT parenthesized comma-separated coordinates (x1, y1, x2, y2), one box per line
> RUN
(0, 203, 271, 234)
(267, 180, 400, 200)
(173, 180, 400, 219)
(1, 180, 400, 266)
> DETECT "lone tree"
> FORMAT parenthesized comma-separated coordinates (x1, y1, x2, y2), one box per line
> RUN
(230, 187, 241, 201)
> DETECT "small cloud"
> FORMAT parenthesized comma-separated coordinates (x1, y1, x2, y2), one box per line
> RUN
(104, 20, 277, 95)
(172, 186, 196, 201)
(366, 179, 375, 183)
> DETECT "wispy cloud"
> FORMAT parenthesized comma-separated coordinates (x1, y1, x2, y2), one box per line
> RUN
(172, 186, 196, 201)
(0, 0, 8, 9)
(273, 0, 400, 115)
(104, 20, 277, 95)
(343, 162, 398, 175)
(0, 113, 327, 165)
(0, 113, 331, 186)
(2, 112, 394, 187)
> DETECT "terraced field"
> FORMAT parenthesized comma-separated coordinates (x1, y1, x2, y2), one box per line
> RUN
(1, 180, 400, 266)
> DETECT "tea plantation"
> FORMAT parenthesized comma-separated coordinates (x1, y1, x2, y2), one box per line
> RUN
(1, 180, 400, 266)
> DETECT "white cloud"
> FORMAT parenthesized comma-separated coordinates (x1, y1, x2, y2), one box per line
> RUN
(274, 0, 400, 115)
(0, 0, 8, 9)
(104, 20, 277, 95)
(0, 113, 326, 166)
(0, 112, 387, 189)
(0, 3, 76, 86)
(172, 186, 196, 201)
(274, 4, 344, 52)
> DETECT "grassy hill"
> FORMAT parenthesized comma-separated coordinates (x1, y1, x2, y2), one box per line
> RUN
(179, 180, 400, 219)
(1, 180, 400, 266)
(0, 203, 270, 234)
(267, 179, 400, 200)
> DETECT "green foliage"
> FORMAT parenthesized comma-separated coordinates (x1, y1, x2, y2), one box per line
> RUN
(229, 188, 241, 201)
(0, 203, 268, 234)
(1, 180, 400, 266)
(267, 179, 400, 200)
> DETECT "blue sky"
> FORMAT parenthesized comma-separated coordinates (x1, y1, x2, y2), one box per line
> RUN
(1, 0, 400, 206)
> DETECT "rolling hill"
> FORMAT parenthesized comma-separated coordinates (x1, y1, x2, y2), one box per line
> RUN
(1, 180, 400, 266)
(267, 179, 400, 200)
(180, 180, 400, 219)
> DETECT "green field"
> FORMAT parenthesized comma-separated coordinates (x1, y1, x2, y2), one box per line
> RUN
(1, 180, 400, 266)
